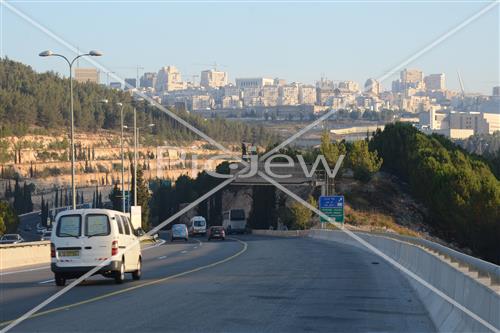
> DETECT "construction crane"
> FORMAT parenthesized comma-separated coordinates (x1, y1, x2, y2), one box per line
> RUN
(195, 62, 227, 72)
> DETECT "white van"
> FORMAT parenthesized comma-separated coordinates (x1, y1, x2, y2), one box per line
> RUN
(51, 209, 142, 286)
(188, 216, 207, 236)
(222, 209, 246, 234)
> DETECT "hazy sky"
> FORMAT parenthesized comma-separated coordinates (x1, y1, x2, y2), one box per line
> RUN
(1, 1, 499, 94)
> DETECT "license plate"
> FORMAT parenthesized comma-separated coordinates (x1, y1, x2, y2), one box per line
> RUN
(59, 250, 80, 257)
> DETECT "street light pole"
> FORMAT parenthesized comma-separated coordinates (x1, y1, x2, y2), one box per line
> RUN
(133, 108, 138, 207)
(39, 50, 102, 210)
(117, 103, 126, 213)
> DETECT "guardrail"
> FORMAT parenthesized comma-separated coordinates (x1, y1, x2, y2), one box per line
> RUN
(251, 229, 309, 237)
(366, 231, 500, 286)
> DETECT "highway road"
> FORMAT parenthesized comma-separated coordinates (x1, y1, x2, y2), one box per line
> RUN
(16, 212, 43, 242)
(0, 235, 436, 332)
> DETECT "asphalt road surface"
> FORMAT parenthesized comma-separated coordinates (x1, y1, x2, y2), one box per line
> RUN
(16, 212, 43, 242)
(0, 235, 436, 332)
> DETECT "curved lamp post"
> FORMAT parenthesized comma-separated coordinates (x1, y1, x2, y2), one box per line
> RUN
(39, 50, 103, 209)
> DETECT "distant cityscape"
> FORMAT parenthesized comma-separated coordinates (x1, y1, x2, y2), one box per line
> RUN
(73, 66, 500, 140)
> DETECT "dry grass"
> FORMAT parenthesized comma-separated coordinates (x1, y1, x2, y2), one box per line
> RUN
(344, 204, 419, 237)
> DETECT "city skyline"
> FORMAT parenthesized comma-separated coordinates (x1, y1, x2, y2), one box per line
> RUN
(1, 1, 498, 94)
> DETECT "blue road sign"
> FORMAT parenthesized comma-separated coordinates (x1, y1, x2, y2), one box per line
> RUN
(319, 195, 344, 223)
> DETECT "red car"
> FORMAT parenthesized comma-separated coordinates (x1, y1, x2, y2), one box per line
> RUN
(207, 226, 225, 241)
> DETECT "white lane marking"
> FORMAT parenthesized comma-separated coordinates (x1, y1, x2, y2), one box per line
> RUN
(142, 239, 166, 251)
(38, 279, 54, 285)
(181, 251, 188, 254)
(0, 266, 49, 276)
(193, 246, 198, 249)
(157, 256, 167, 260)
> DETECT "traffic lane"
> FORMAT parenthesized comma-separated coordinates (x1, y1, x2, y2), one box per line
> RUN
(9, 235, 435, 333)
(0, 237, 238, 325)
(0, 238, 198, 320)
(17, 213, 41, 242)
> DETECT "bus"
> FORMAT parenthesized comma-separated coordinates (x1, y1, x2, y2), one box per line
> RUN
(222, 209, 246, 234)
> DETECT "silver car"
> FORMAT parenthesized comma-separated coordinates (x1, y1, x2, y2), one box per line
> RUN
(171, 224, 188, 242)
(0, 234, 24, 244)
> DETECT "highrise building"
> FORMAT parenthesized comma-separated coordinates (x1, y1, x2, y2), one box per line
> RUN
(299, 85, 317, 104)
(200, 70, 228, 89)
(140, 72, 157, 89)
(338, 80, 359, 93)
(424, 74, 446, 91)
(74, 68, 99, 84)
(279, 84, 299, 106)
(401, 69, 423, 83)
(364, 78, 380, 95)
(156, 66, 185, 92)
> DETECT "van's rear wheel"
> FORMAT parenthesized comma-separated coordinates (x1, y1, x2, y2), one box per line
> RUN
(55, 273, 66, 286)
(132, 258, 142, 280)
(115, 261, 125, 284)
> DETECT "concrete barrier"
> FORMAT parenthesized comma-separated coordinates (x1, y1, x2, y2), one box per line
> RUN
(0, 241, 50, 270)
(309, 229, 500, 333)
(251, 229, 310, 237)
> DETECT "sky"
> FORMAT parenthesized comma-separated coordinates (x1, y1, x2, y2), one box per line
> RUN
(1, 0, 499, 94)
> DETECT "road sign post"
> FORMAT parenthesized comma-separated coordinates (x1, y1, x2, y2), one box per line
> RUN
(319, 195, 344, 226)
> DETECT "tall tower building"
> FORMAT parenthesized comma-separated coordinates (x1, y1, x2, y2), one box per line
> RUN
(364, 78, 380, 95)
(401, 69, 423, 83)
(424, 74, 446, 91)
(155, 66, 185, 92)
(200, 70, 228, 89)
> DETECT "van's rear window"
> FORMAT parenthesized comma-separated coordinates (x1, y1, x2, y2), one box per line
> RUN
(57, 215, 81, 237)
(86, 215, 110, 237)
(230, 209, 245, 220)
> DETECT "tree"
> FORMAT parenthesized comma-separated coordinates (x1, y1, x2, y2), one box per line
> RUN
(320, 131, 346, 167)
(348, 140, 383, 182)
(0, 201, 19, 234)
(290, 195, 316, 230)
(109, 183, 122, 211)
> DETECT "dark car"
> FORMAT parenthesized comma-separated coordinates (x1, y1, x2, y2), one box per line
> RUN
(207, 226, 225, 241)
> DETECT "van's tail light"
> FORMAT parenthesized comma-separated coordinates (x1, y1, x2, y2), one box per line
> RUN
(111, 240, 118, 256)
(50, 243, 56, 258)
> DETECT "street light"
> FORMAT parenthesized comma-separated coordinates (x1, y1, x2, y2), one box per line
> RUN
(116, 102, 126, 213)
(123, 114, 154, 208)
(39, 50, 103, 209)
